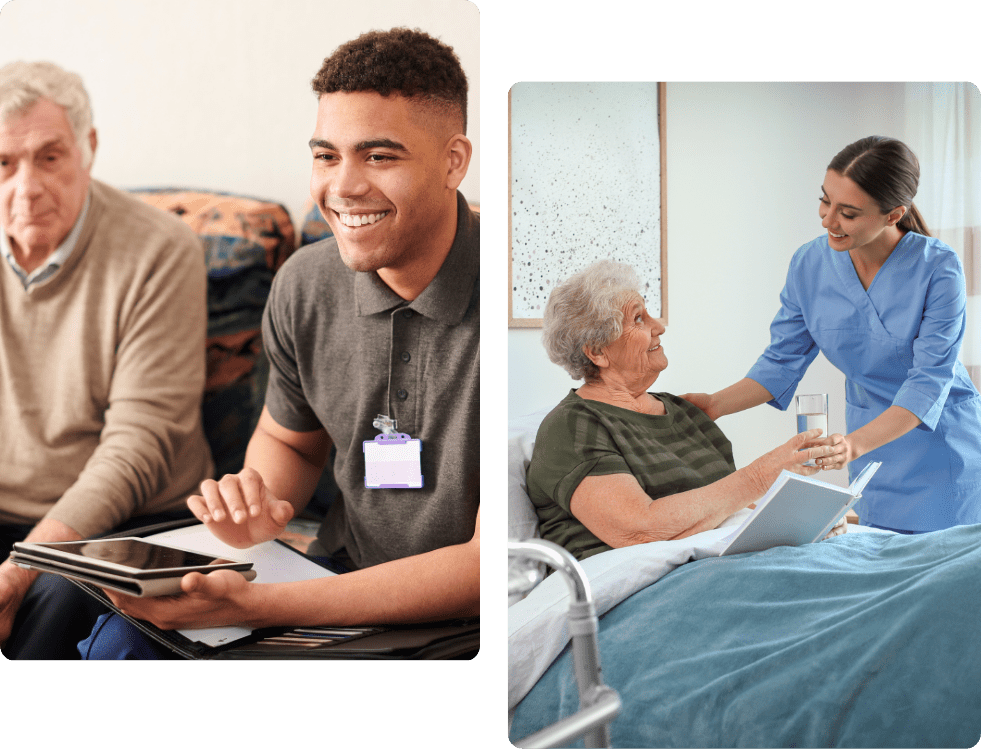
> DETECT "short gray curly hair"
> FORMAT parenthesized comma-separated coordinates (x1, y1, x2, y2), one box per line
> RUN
(541, 260, 642, 382)
(0, 61, 94, 168)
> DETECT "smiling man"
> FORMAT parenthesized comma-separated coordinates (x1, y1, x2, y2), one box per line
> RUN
(0, 61, 212, 658)
(80, 28, 479, 657)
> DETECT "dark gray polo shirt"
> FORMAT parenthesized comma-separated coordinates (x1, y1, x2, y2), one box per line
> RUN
(262, 191, 479, 569)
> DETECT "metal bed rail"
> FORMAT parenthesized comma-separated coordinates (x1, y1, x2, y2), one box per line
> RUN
(508, 538, 621, 749)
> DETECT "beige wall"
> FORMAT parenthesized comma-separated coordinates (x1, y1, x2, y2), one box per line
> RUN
(0, 0, 479, 224)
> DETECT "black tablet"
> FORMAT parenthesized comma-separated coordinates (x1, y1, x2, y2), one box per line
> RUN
(10, 538, 255, 596)
(14, 537, 251, 577)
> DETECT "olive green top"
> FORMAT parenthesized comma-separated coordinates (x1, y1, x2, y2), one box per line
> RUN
(526, 390, 736, 561)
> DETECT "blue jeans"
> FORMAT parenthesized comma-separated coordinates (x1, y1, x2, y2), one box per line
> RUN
(78, 612, 179, 659)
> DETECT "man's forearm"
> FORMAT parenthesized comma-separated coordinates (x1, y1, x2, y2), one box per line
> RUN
(232, 409, 477, 627)
(245, 532, 480, 628)
(243, 417, 331, 516)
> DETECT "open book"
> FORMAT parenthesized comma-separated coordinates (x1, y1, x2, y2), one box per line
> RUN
(718, 461, 881, 557)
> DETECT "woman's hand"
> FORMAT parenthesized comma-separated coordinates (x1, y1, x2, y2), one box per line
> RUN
(679, 392, 720, 420)
(823, 515, 849, 539)
(811, 433, 855, 470)
(681, 380, 773, 422)
(746, 428, 832, 494)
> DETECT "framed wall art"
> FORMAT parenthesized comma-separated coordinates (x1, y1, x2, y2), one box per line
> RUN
(509, 82, 667, 327)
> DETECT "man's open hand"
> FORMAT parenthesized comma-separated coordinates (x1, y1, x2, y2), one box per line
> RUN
(104, 567, 256, 630)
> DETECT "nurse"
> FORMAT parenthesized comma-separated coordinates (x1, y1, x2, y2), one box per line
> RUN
(684, 136, 981, 534)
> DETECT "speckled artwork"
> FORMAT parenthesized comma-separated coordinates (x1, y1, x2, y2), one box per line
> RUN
(510, 82, 662, 323)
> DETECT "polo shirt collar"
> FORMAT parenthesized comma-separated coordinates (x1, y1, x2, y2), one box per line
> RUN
(355, 191, 478, 325)
(1, 189, 91, 289)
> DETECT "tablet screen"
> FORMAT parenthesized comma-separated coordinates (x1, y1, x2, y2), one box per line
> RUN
(28, 538, 240, 573)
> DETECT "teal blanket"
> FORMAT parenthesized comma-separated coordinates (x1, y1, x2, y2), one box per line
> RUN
(510, 526, 981, 747)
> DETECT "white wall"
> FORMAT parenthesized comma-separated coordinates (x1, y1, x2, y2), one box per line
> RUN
(0, 0, 479, 224)
(508, 83, 906, 486)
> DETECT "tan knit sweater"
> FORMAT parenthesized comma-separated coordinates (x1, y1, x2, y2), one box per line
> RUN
(1, 179, 213, 538)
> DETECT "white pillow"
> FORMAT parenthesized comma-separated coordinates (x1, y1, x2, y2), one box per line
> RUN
(507, 408, 551, 541)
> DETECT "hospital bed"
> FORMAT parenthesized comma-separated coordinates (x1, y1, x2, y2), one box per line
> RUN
(508, 408, 981, 748)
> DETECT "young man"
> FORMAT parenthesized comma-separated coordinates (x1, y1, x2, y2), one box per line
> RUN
(0, 61, 212, 658)
(81, 28, 479, 656)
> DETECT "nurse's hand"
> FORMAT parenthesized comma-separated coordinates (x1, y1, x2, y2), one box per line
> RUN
(822, 515, 849, 539)
(812, 433, 853, 470)
(679, 392, 721, 420)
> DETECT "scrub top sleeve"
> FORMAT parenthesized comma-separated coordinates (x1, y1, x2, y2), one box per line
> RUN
(746, 256, 820, 411)
(892, 259, 967, 431)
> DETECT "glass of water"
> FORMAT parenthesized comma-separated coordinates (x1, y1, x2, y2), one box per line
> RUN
(795, 393, 828, 466)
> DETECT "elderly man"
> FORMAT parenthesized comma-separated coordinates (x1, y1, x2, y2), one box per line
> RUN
(80, 27, 479, 658)
(0, 61, 213, 658)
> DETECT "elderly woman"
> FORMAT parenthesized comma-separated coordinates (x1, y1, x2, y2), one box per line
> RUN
(527, 260, 837, 561)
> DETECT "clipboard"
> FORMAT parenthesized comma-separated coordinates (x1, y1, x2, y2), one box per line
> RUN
(364, 432, 423, 488)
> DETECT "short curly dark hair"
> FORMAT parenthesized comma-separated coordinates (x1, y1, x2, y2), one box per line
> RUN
(311, 27, 468, 133)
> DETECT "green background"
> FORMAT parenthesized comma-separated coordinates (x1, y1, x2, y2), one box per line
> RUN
(0, 0, 981, 749)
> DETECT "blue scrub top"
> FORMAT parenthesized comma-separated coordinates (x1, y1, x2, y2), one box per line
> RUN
(747, 232, 981, 532)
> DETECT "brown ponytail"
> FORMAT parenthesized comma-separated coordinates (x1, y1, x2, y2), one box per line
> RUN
(899, 202, 931, 237)
(828, 136, 931, 237)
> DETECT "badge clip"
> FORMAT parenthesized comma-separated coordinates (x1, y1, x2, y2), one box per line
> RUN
(372, 414, 398, 435)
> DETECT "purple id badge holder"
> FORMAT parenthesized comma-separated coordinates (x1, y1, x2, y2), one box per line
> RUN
(363, 431, 423, 489)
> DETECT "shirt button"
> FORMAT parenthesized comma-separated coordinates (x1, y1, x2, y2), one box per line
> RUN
(397, 389, 408, 401)
(400, 351, 411, 363)
(402, 309, 413, 319)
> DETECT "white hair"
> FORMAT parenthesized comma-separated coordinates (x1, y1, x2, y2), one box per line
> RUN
(0, 61, 94, 168)
(541, 260, 642, 382)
